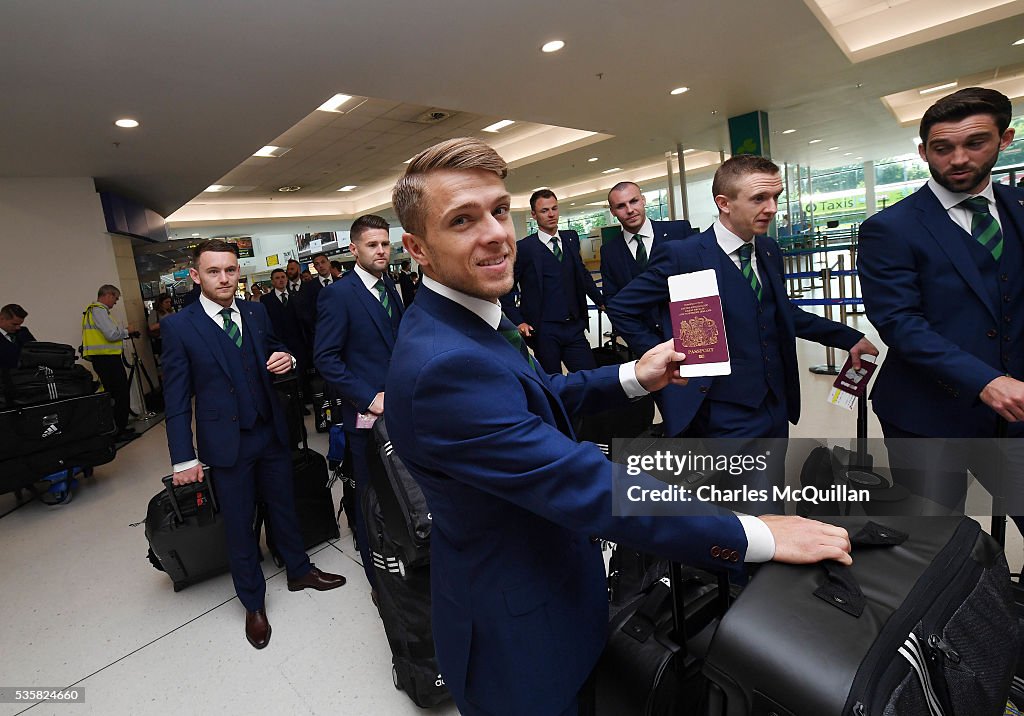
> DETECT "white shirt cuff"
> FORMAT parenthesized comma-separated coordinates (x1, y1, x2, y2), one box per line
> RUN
(619, 361, 648, 399)
(737, 515, 776, 562)
(172, 459, 200, 474)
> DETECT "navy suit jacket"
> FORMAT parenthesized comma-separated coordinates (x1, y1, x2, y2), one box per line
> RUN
(600, 219, 695, 304)
(0, 327, 36, 369)
(296, 275, 333, 347)
(162, 300, 290, 467)
(260, 291, 303, 357)
(608, 228, 862, 437)
(859, 182, 1024, 437)
(500, 230, 603, 327)
(385, 285, 745, 715)
(313, 271, 403, 429)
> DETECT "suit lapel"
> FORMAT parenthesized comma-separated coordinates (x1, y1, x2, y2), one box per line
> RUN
(185, 302, 232, 379)
(350, 276, 397, 349)
(915, 186, 996, 320)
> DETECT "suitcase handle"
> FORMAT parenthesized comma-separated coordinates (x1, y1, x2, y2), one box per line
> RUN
(161, 469, 217, 523)
(814, 521, 908, 617)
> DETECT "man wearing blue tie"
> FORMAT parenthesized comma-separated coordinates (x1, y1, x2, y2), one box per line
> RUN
(858, 87, 1024, 526)
(386, 137, 853, 716)
(500, 189, 604, 373)
(315, 214, 404, 588)
(162, 240, 346, 650)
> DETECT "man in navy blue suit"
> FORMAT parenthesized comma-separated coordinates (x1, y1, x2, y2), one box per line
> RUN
(499, 189, 604, 373)
(387, 137, 852, 716)
(260, 268, 303, 359)
(0, 304, 36, 369)
(314, 214, 404, 588)
(163, 240, 345, 650)
(859, 87, 1024, 526)
(608, 156, 876, 511)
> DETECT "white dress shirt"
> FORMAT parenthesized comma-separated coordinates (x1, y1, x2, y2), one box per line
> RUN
(538, 228, 563, 255)
(353, 263, 401, 305)
(927, 177, 1002, 235)
(623, 218, 655, 262)
(714, 220, 761, 281)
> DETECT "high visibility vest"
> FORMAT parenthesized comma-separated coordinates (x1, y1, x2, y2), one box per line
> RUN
(81, 302, 122, 356)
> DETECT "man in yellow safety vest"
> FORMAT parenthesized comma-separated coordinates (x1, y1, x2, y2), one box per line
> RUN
(82, 284, 138, 440)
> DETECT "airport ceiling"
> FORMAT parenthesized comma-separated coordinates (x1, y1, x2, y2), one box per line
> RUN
(2, 0, 1024, 221)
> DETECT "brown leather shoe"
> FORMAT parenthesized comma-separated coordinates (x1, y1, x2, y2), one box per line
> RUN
(287, 566, 346, 592)
(245, 608, 271, 649)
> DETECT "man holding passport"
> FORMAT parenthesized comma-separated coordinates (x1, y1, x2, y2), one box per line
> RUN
(608, 155, 876, 507)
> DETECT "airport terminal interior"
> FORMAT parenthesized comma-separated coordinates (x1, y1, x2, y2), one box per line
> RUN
(4, 1, 1024, 714)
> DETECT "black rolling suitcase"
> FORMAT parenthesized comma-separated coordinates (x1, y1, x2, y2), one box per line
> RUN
(0, 364, 96, 408)
(0, 392, 115, 457)
(362, 481, 450, 708)
(309, 374, 343, 433)
(702, 516, 1019, 716)
(145, 471, 231, 591)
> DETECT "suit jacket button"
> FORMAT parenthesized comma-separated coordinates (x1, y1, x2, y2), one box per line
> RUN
(730, 552, 739, 562)
(987, 329, 997, 338)
(699, 386, 709, 393)
(232, 416, 238, 422)
(711, 546, 722, 558)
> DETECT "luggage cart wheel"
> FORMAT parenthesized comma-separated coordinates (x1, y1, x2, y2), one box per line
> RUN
(392, 664, 401, 691)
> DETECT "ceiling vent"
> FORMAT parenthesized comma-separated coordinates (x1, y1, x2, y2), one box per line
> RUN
(415, 109, 453, 124)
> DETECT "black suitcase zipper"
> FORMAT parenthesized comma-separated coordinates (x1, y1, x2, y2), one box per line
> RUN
(844, 518, 979, 715)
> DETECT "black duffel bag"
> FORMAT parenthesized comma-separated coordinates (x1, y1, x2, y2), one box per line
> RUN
(0, 365, 96, 407)
(18, 341, 77, 370)
(0, 392, 115, 458)
(370, 419, 432, 570)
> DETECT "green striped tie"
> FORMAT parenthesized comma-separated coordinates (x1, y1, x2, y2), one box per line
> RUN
(634, 234, 647, 267)
(219, 308, 242, 348)
(738, 243, 763, 302)
(960, 196, 1003, 262)
(374, 279, 392, 317)
(550, 237, 563, 262)
(498, 314, 540, 373)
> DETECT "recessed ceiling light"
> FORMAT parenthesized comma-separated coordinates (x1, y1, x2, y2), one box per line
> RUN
(782, 129, 796, 134)
(683, 148, 695, 154)
(482, 119, 515, 133)
(843, 152, 853, 156)
(277, 185, 301, 192)
(192, 233, 200, 237)
(541, 40, 565, 53)
(317, 94, 354, 112)
(114, 118, 139, 128)
(808, 139, 823, 144)
(1015, 38, 1024, 45)
(204, 185, 233, 192)
(252, 145, 291, 158)
(587, 157, 599, 162)
(828, 146, 840, 151)
(336, 185, 358, 192)
(601, 167, 622, 174)
(919, 81, 957, 95)
(569, 202, 576, 206)
(670, 87, 689, 96)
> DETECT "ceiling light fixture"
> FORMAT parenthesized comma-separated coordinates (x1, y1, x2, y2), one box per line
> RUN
(317, 94, 354, 112)
(828, 146, 840, 151)
(587, 157, 599, 162)
(482, 119, 515, 133)
(919, 81, 957, 95)
(541, 40, 565, 53)
(782, 129, 796, 134)
(277, 185, 301, 192)
(683, 148, 695, 154)
(843, 152, 853, 156)
(336, 185, 358, 192)
(601, 167, 622, 174)
(1015, 38, 1024, 45)
(204, 185, 232, 192)
(670, 87, 689, 95)
(114, 118, 139, 128)
(808, 139, 823, 144)
(252, 145, 291, 158)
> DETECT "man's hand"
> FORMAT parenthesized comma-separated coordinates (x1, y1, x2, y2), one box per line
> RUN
(848, 337, 879, 371)
(760, 515, 852, 566)
(266, 351, 293, 375)
(126, 323, 137, 334)
(172, 464, 204, 486)
(634, 339, 689, 392)
(517, 322, 534, 338)
(367, 392, 385, 416)
(980, 375, 1024, 422)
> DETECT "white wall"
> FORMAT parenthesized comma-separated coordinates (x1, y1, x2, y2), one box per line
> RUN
(0, 178, 123, 353)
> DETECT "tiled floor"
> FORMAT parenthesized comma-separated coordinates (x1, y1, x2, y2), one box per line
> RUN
(0, 305, 1018, 715)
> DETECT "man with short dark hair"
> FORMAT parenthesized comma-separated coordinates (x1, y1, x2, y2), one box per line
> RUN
(296, 252, 335, 358)
(0, 304, 35, 369)
(330, 260, 344, 279)
(387, 137, 853, 715)
(499, 189, 604, 373)
(600, 182, 695, 339)
(81, 285, 138, 440)
(609, 155, 876, 442)
(260, 268, 303, 363)
(859, 86, 1024, 526)
(315, 214, 404, 589)
(163, 239, 346, 650)
(398, 261, 416, 306)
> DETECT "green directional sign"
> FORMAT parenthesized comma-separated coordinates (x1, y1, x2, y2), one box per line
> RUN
(728, 111, 771, 158)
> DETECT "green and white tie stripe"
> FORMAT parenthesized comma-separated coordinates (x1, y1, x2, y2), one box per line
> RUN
(960, 196, 1003, 262)
(550, 237, 563, 262)
(374, 280, 392, 317)
(219, 308, 242, 348)
(738, 243, 763, 302)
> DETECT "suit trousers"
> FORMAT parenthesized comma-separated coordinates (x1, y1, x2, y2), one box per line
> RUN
(532, 319, 596, 374)
(346, 426, 377, 588)
(91, 354, 130, 431)
(217, 417, 311, 611)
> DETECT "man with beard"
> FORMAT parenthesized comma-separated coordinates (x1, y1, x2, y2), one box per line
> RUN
(285, 259, 303, 295)
(859, 87, 1024, 529)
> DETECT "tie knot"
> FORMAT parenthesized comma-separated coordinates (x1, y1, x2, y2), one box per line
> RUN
(738, 242, 753, 260)
(374, 279, 384, 290)
(633, 234, 644, 242)
(219, 308, 233, 319)
(961, 196, 991, 215)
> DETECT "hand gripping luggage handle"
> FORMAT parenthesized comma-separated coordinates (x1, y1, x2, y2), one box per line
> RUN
(814, 521, 908, 617)
(161, 469, 217, 523)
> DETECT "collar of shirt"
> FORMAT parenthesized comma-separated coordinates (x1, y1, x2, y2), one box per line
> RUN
(354, 263, 385, 293)
(713, 220, 759, 273)
(538, 228, 560, 247)
(421, 275, 503, 329)
(623, 217, 654, 245)
(276, 289, 288, 300)
(927, 176, 1001, 234)
(0, 327, 9, 340)
(317, 273, 332, 286)
(199, 293, 240, 327)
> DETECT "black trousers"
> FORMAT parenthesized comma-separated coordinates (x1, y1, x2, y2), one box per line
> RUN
(91, 354, 130, 431)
